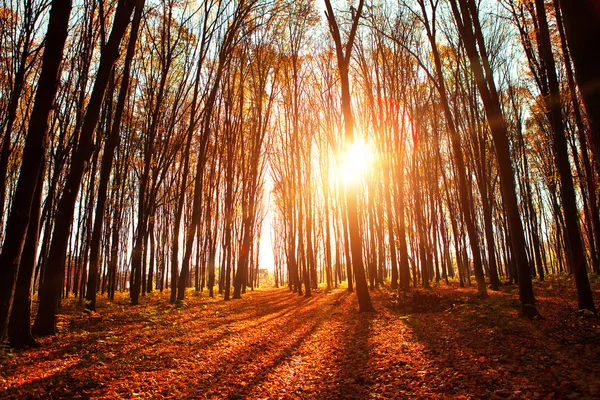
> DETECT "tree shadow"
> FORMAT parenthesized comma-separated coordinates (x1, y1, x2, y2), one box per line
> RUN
(330, 310, 375, 399)
(1, 288, 351, 399)
(382, 288, 600, 398)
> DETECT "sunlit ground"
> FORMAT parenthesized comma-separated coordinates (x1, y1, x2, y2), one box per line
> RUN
(1, 279, 599, 399)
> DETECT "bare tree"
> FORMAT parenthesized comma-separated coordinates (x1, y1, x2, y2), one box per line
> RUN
(324, 0, 374, 312)
(0, 0, 73, 345)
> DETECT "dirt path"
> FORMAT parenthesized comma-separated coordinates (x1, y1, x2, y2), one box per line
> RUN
(1, 284, 599, 399)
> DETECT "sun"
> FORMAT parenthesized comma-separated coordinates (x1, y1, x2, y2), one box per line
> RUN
(338, 138, 375, 184)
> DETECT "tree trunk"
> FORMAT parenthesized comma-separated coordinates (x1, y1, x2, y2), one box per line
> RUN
(557, 0, 600, 175)
(8, 158, 45, 348)
(324, 0, 374, 312)
(535, 0, 596, 312)
(419, 0, 487, 295)
(554, 0, 600, 275)
(85, 0, 143, 311)
(33, 0, 136, 335)
(450, 0, 538, 317)
(0, 0, 73, 344)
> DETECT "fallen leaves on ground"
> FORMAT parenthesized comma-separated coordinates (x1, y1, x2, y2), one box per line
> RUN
(1, 277, 599, 399)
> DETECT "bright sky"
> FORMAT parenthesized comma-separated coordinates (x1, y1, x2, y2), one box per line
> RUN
(259, 206, 275, 272)
(258, 171, 276, 272)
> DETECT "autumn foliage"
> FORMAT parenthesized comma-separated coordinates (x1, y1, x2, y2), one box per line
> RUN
(2, 0, 600, 398)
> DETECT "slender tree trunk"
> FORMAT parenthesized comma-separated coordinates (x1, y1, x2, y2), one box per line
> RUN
(554, 0, 600, 275)
(8, 157, 45, 348)
(324, 0, 374, 312)
(535, 0, 596, 312)
(0, 23, 34, 232)
(557, 0, 600, 174)
(146, 213, 155, 293)
(450, 0, 538, 317)
(85, 0, 143, 311)
(419, 0, 487, 295)
(0, 0, 73, 344)
(33, 0, 136, 335)
(175, 26, 210, 300)
(384, 168, 398, 290)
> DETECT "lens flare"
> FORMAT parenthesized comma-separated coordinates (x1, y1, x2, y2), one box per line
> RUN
(338, 139, 375, 184)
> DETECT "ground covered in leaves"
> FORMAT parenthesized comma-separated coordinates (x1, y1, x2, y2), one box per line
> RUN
(1, 276, 600, 399)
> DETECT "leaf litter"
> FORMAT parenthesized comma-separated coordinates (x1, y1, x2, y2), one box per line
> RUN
(1, 277, 599, 399)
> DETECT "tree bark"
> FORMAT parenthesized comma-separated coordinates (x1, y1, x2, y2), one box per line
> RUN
(8, 157, 45, 348)
(324, 0, 374, 312)
(557, 0, 600, 175)
(85, 0, 144, 311)
(450, 0, 539, 317)
(33, 0, 136, 335)
(0, 0, 73, 344)
(535, 0, 596, 312)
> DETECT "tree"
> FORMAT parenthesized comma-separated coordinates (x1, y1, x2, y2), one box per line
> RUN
(415, 0, 488, 295)
(449, 0, 539, 317)
(32, 0, 136, 335)
(557, 0, 600, 174)
(85, 0, 145, 311)
(178, 0, 259, 303)
(533, 0, 595, 313)
(8, 154, 45, 348)
(0, 0, 46, 235)
(0, 0, 73, 345)
(324, 0, 374, 312)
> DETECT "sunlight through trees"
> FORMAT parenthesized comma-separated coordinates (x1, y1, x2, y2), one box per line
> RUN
(1, 0, 599, 348)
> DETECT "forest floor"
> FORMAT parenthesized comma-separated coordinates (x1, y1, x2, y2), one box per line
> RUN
(1, 276, 600, 399)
